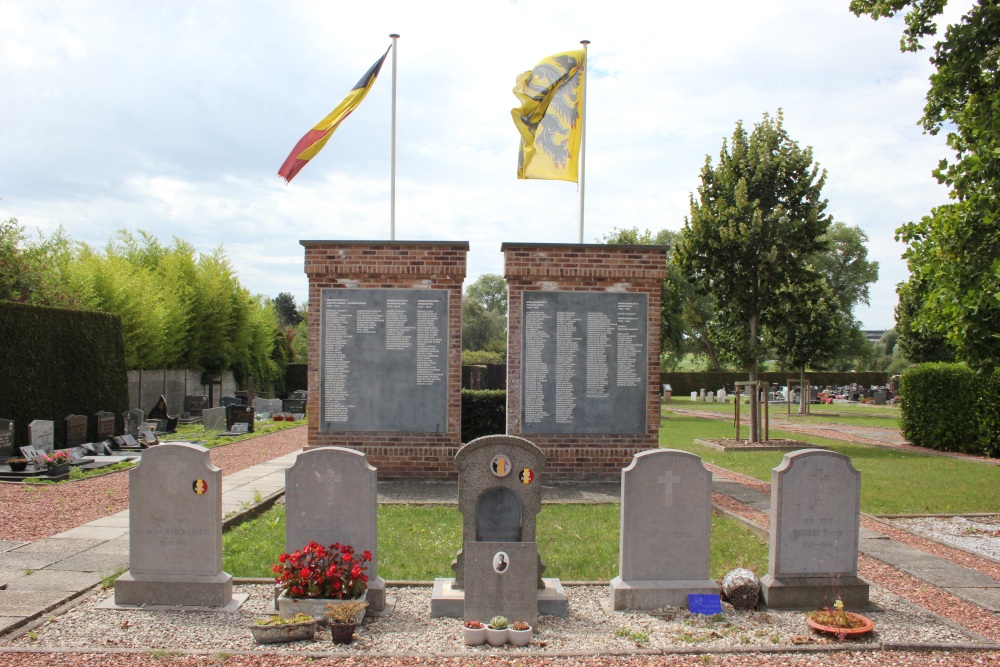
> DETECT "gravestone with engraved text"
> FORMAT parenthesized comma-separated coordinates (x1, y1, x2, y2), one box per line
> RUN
(29, 420, 54, 454)
(225, 405, 254, 433)
(65, 414, 88, 447)
(0, 418, 13, 458)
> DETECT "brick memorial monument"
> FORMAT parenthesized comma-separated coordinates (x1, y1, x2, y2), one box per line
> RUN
(503, 243, 667, 479)
(301, 240, 468, 478)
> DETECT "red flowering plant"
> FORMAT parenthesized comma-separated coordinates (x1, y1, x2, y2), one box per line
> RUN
(272, 541, 372, 600)
(39, 450, 71, 469)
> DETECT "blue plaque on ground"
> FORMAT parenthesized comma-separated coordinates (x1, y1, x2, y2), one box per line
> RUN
(688, 594, 723, 615)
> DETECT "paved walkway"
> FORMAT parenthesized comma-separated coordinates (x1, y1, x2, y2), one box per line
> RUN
(1, 448, 997, 642)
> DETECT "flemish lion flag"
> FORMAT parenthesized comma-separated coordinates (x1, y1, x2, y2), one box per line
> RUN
(511, 49, 585, 182)
(278, 47, 390, 184)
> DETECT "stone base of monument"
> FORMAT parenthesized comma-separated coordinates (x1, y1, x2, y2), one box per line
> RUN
(607, 575, 721, 611)
(266, 577, 395, 617)
(112, 571, 240, 609)
(760, 574, 870, 611)
(429, 577, 568, 617)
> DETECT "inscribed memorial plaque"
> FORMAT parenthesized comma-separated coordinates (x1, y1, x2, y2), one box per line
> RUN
(476, 488, 523, 542)
(319, 288, 448, 432)
(29, 420, 54, 454)
(95, 411, 115, 440)
(521, 292, 647, 434)
(65, 415, 88, 447)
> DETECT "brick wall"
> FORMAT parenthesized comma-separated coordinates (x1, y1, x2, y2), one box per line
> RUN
(301, 241, 468, 479)
(503, 242, 667, 480)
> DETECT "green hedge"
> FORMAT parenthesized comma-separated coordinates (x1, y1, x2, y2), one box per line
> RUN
(659, 371, 889, 396)
(898, 363, 982, 455)
(0, 302, 129, 451)
(978, 369, 1000, 457)
(461, 389, 506, 442)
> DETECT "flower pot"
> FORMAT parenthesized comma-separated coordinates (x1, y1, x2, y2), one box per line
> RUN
(46, 463, 70, 477)
(508, 626, 532, 647)
(463, 625, 487, 646)
(7, 459, 27, 472)
(329, 622, 357, 644)
(806, 611, 875, 638)
(485, 627, 508, 646)
(250, 618, 317, 644)
(277, 591, 367, 627)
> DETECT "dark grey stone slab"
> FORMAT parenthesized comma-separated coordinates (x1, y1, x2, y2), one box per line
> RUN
(65, 414, 88, 447)
(520, 291, 647, 434)
(94, 411, 116, 440)
(319, 288, 448, 432)
(225, 405, 254, 433)
(476, 488, 522, 541)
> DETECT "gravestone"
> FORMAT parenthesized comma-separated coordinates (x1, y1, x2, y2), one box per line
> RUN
(718, 388, 727, 402)
(431, 434, 566, 617)
(690, 392, 697, 401)
(0, 418, 13, 458)
(290, 390, 308, 400)
(94, 411, 116, 441)
(183, 395, 209, 417)
(29, 420, 55, 454)
(463, 541, 538, 627)
(266, 398, 283, 416)
(219, 396, 240, 408)
(147, 395, 178, 433)
(114, 443, 238, 608)
(225, 405, 254, 433)
(282, 398, 306, 414)
(202, 406, 226, 432)
(609, 449, 719, 609)
(284, 447, 386, 612)
(706, 391, 714, 403)
(252, 397, 269, 414)
(65, 414, 88, 447)
(761, 449, 870, 610)
(699, 389, 706, 401)
(122, 409, 144, 440)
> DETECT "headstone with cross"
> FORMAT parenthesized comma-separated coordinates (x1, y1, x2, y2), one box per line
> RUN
(610, 448, 719, 610)
(761, 449, 869, 610)
(283, 447, 385, 613)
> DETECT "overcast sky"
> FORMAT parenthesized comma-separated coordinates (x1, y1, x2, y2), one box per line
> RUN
(0, 1, 966, 330)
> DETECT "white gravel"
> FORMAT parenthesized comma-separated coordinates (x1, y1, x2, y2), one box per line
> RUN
(885, 517, 1000, 564)
(6, 584, 984, 655)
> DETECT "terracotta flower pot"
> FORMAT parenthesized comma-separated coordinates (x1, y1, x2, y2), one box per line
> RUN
(806, 610, 875, 638)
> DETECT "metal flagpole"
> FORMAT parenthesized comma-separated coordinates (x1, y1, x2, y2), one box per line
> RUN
(390, 33, 399, 240)
(578, 40, 590, 244)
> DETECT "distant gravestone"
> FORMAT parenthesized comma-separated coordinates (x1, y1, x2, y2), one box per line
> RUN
(761, 449, 870, 610)
(252, 397, 269, 414)
(718, 388, 727, 402)
(225, 405, 254, 433)
(114, 443, 236, 608)
(202, 406, 226, 432)
(290, 390, 308, 400)
(706, 391, 715, 403)
(94, 411, 116, 441)
(431, 435, 566, 618)
(29, 420, 55, 454)
(266, 398, 283, 416)
(65, 415, 88, 447)
(610, 449, 719, 610)
(183, 395, 209, 417)
(147, 395, 178, 433)
(122, 409, 144, 439)
(283, 398, 306, 414)
(219, 396, 240, 408)
(0, 418, 13, 458)
(284, 447, 386, 612)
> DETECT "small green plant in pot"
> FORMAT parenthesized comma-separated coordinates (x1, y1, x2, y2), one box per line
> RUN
(486, 615, 509, 647)
(508, 619, 532, 647)
(463, 619, 487, 646)
(325, 600, 368, 644)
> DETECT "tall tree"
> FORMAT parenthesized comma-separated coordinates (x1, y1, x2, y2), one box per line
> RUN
(852, 1, 1000, 372)
(677, 110, 832, 440)
(465, 273, 508, 316)
(273, 292, 304, 328)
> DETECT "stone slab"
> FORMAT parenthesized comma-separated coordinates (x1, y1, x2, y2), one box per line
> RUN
(114, 571, 234, 607)
(607, 576, 721, 611)
(0, 568, 25, 587)
(9, 538, 104, 558)
(760, 574, 870, 611)
(0, 540, 29, 553)
(51, 525, 129, 541)
(0, 551, 66, 570)
(99, 592, 248, 612)
(3, 569, 103, 591)
(430, 577, 567, 618)
(463, 541, 538, 626)
(0, 590, 72, 617)
(45, 550, 130, 574)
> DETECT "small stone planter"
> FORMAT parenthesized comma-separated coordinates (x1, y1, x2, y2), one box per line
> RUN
(45, 463, 70, 477)
(485, 627, 508, 647)
(250, 618, 317, 644)
(463, 624, 487, 646)
(508, 625, 532, 647)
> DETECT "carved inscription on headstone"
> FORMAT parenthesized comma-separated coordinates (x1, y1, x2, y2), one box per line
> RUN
(65, 414, 88, 447)
(95, 411, 115, 440)
(521, 292, 647, 434)
(319, 288, 448, 432)
(225, 405, 254, 433)
(29, 420, 54, 454)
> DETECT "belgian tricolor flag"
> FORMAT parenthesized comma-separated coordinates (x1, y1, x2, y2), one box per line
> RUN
(278, 47, 390, 184)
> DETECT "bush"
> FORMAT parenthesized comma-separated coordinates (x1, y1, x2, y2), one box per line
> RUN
(977, 369, 1000, 458)
(462, 390, 505, 442)
(898, 363, 979, 454)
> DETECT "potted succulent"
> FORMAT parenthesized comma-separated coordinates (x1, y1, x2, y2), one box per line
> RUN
(486, 615, 509, 647)
(508, 619, 533, 647)
(249, 613, 317, 644)
(806, 597, 874, 640)
(324, 599, 368, 644)
(6, 457, 28, 472)
(463, 619, 487, 646)
(272, 540, 371, 624)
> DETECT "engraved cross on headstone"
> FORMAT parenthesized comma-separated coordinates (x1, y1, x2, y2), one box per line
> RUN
(657, 469, 682, 507)
(809, 467, 829, 507)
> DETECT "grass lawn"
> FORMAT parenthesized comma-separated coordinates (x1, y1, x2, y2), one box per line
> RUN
(163, 417, 305, 448)
(223, 503, 768, 582)
(668, 396, 900, 428)
(660, 411, 1000, 515)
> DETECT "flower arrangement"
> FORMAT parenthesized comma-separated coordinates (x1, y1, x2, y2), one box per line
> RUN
(324, 600, 368, 624)
(806, 596, 874, 641)
(464, 620, 485, 629)
(272, 541, 371, 600)
(511, 620, 530, 631)
(39, 450, 71, 469)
